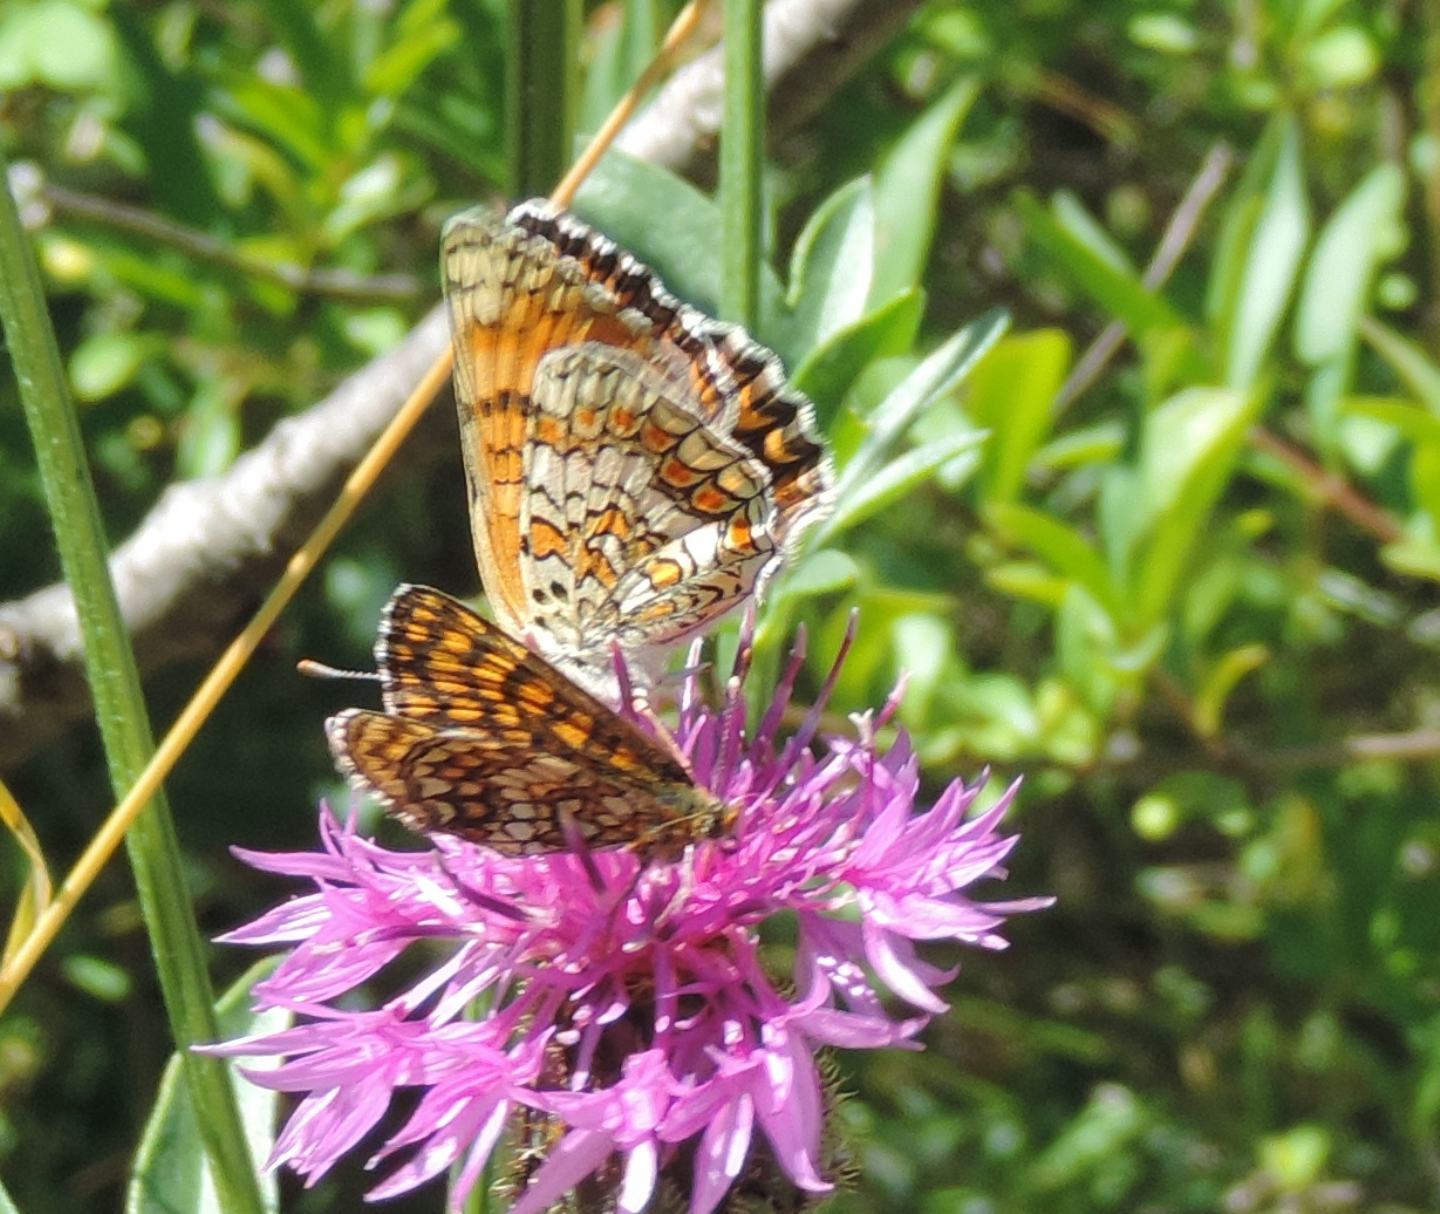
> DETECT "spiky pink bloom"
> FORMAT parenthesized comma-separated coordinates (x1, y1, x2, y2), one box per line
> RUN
(211, 626, 1049, 1212)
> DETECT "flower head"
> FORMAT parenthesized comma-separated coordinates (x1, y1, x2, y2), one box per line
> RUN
(212, 621, 1049, 1212)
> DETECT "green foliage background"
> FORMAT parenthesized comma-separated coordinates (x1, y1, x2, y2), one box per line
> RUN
(2, 0, 1439, 1210)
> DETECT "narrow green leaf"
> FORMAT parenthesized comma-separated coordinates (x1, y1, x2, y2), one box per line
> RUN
(1294, 164, 1404, 365)
(838, 307, 1008, 497)
(784, 177, 876, 360)
(826, 429, 985, 539)
(1359, 317, 1440, 414)
(255, 0, 346, 103)
(1194, 644, 1270, 738)
(966, 329, 1071, 503)
(1223, 116, 1310, 387)
(0, 144, 264, 1214)
(777, 548, 860, 601)
(870, 76, 978, 306)
(985, 502, 1120, 615)
(789, 288, 924, 423)
(127, 961, 288, 1214)
(1381, 540, 1440, 583)
(1341, 396, 1440, 446)
(1133, 387, 1264, 626)
(1015, 191, 1185, 338)
(506, 0, 580, 196)
(1051, 189, 1138, 275)
(0, 1173, 20, 1214)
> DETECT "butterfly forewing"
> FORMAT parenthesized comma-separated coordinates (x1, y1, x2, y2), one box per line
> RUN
(330, 585, 726, 856)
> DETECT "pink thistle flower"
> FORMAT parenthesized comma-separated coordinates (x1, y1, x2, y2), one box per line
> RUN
(211, 622, 1050, 1212)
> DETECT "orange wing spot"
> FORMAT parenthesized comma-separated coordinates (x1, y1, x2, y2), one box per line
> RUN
(591, 507, 632, 540)
(727, 513, 754, 547)
(641, 421, 677, 453)
(534, 416, 565, 446)
(611, 406, 637, 432)
(585, 314, 651, 350)
(691, 485, 732, 514)
(530, 519, 568, 558)
(576, 407, 598, 430)
(647, 559, 683, 589)
(661, 456, 700, 487)
(549, 717, 594, 749)
(580, 549, 620, 589)
(764, 427, 795, 464)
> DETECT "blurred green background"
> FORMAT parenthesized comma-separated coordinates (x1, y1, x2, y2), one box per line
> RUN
(3, 0, 1440, 1210)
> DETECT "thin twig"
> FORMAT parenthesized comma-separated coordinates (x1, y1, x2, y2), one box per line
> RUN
(1056, 142, 1234, 412)
(1248, 426, 1405, 543)
(40, 181, 424, 303)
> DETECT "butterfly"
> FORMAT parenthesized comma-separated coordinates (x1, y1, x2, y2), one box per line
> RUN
(439, 199, 833, 693)
(328, 584, 729, 857)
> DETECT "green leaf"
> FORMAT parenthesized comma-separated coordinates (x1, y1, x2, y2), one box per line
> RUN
(1360, 317, 1440, 414)
(870, 76, 978, 306)
(779, 548, 860, 601)
(0, 1174, 19, 1214)
(0, 0, 120, 92)
(965, 329, 1071, 503)
(1015, 191, 1185, 339)
(1194, 644, 1270, 738)
(127, 960, 287, 1214)
(789, 288, 924, 423)
(364, 0, 460, 96)
(838, 307, 1008, 497)
(1050, 190, 1138, 275)
(1220, 115, 1310, 388)
(1294, 164, 1404, 365)
(1055, 584, 1122, 714)
(218, 74, 332, 173)
(69, 332, 162, 402)
(1133, 387, 1264, 626)
(1341, 395, 1440, 446)
(1381, 540, 1440, 583)
(575, 150, 786, 337)
(784, 177, 876, 361)
(986, 502, 1120, 616)
(825, 429, 985, 539)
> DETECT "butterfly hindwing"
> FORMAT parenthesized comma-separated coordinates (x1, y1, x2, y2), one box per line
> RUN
(522, 343, 777, 669)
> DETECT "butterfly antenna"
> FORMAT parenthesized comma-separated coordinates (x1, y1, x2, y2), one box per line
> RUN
(296, 658, 381, 682)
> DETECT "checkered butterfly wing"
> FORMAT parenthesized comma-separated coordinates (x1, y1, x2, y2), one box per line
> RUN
(520, 342, 779, 675)
(440, 201, 833, 671)
(327, 585, 724, 856)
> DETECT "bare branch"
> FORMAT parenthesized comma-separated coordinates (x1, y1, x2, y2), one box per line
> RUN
(0, 0, 912, 770)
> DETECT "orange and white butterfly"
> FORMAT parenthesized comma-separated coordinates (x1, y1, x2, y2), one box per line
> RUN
(439, 199, 833, 693)
(327, 201, 831, 856)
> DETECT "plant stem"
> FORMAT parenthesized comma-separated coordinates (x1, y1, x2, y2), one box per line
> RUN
(507, 0, 582, 197)
(0, 154, 265, 1213)
(720, 0, 763, 329)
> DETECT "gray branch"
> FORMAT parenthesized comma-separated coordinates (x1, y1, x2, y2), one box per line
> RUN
(0, 0, 912, 770)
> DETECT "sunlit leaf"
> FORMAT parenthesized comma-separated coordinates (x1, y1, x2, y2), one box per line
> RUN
(0, 778, 51, 967)
(870, 76, 978, 306)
